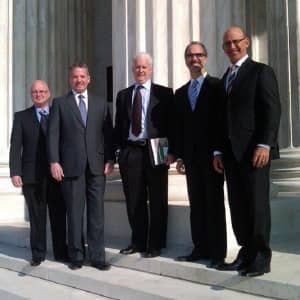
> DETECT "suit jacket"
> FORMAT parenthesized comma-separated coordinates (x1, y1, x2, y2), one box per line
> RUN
(217, 58, 281, 162)
(9, 106, 48, 184)
(114, 83, 174, 153)
(48, 91, 114, 177)
(174, 75, 220, 163)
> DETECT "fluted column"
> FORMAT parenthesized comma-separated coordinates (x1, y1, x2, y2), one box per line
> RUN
(266, 0, 300, 196)
(0, 0, 13, 165)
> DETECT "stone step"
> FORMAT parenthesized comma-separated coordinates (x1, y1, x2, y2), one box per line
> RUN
(0, 222, 299, 300)
(0, 243, 273, 300)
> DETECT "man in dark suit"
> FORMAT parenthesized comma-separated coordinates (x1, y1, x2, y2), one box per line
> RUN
(9, 80, 68, 266)
(174, 42, 226, 267)
(114, 52, 174, 258)
(48, 63, 114, 271)
(213, 27, 281, 277)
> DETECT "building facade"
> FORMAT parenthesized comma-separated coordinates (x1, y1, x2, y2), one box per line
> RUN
(1, 0, 299, 238)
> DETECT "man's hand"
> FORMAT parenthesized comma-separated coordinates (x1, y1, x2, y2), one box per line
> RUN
(11, 176, 23, 188)
(104, 161, 114, 176)
(252, 146, 270, 168)
(176, 159, 185, 175)
(213, 155, 224, 174)
(165, 154, 175, 166)
(50, 162, 64, 181)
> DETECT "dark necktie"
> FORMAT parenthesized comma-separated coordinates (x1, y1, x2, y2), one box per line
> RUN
(189, 80, 199, 111)
(227, 65, 238, 94)
(78, 94, 87, 126)
(131, 85, 143, 137)
(39, 110, 48, 135)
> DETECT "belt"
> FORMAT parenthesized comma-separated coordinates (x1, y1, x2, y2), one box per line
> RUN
(127, 139, 147, 147)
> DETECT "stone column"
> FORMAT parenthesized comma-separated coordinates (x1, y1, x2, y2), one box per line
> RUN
(266, 0, 300, 198)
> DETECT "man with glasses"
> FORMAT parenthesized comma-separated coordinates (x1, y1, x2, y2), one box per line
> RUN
(213, 27, 281, 277)
(9, 80, 68, 266)
(174, 42, 226, 268)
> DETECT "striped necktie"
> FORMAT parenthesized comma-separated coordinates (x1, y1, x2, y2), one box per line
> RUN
(227, 65, 238, 94)
(78, 94, 87, 126)
(189, 80, 199, 111)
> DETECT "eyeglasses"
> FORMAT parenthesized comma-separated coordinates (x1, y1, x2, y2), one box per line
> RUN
(185, 53, 207, 59)
(223, 37, 246, 48)
(31, 90, 48, 94)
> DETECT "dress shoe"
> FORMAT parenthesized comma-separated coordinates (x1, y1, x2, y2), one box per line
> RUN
(68, 261, 83, 270)
(142, 249, 161, 258)
(30, 259, 43, 266)
(91, 262, 111, 271)
(215, 258, 249, 271)
(120, 245, 145, 255)
(239, 253, 271, 277)
(208, 259, 225, 269)
(176, 252, 209, 262)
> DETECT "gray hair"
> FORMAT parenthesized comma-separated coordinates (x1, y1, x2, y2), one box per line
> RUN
(132, 52, 153, 67)
(184, 41, 208, 57)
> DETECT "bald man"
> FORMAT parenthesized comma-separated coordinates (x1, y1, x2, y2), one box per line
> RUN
(9, 80, 68, 266)
(213, 27, 281, 277)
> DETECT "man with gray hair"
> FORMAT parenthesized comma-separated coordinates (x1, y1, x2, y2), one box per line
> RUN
(114, 52, 175, 258)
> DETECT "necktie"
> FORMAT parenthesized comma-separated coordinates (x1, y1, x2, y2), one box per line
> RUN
(189, 80, 199, 111)
(131, 85, 143, 137)
(78, 94, 87, 126)
(227, 65, 238, 94)
(39, 110, 48, 135)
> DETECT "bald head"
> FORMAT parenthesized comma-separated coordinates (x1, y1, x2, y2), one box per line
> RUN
(222, 26, 249, 64)
(30, 80, 50, 108)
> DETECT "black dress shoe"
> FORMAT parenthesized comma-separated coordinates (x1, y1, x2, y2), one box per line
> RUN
(176, 252, 209, 262)
(30, 259, 43, 266)
(91, 262, 111, 271)
(216, 258, 249, 271)
(239, 253, 271, 277)
(208, 259, 225, 269)
(120, 245, 145, 255)
(69, 261, 83, 270)
(142, 249, 161, 258)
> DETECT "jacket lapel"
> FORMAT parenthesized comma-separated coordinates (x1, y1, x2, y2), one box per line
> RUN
(126, 86, 134, 121)
(65, 91, 85, 127)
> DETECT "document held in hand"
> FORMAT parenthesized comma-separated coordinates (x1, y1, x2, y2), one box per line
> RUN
(149, 137, 168, 166)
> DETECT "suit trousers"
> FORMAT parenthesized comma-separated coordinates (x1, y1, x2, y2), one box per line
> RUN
(119, 143, 168, 250)
(22, 176, 67, 261)
(61, 165, 105, 263)
(185, 158, 227, 260)
(223, 145, 271, 261)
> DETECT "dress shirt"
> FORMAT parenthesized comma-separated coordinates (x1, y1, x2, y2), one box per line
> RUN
(128, 80, 151, 141)
(35, 106, 49, 122)
(72, 89, 88, 111)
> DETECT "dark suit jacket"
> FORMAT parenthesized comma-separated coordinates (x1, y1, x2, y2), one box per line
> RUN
(217, 58, 281, 161)
(174, 75, 220, 163)
(48, 91, 114, 177)
(9, 106, 48, 183)
(114, 83, 174, 153)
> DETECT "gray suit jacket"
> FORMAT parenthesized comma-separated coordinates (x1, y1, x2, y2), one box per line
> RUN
(48, 91, 114, 177)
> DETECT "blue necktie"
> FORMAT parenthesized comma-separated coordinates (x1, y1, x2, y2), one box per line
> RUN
(227, 65, 238, 94)
(39, 110, 48, 135)
(189, 80, 199, 111)
(78, 95, 87, 126)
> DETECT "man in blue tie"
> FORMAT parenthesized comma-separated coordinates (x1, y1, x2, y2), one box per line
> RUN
(174, 42, 227, 268)
(48, 63, 114, 271)
(9, 80, 68, 266)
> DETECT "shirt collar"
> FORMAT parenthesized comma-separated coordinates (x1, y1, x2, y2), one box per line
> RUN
(134, 79, 151, 91)
(230, 54, 248, 68)
(35, 105, 49, 114)
(72, 89, 88, 99)
(191, 72, 207, 85)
